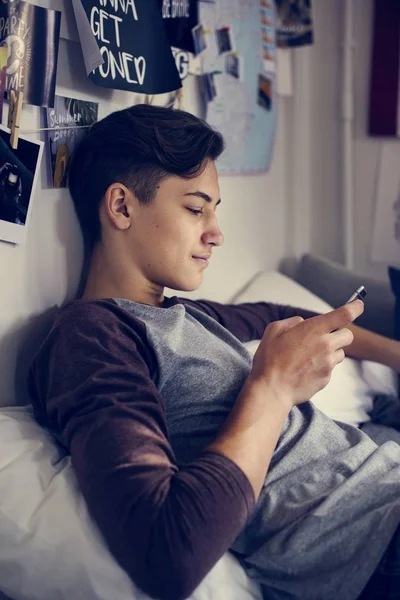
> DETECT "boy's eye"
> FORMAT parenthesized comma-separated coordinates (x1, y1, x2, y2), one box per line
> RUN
(187, 208, 203, 216)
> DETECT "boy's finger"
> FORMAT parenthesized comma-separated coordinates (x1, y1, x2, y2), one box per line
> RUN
(311, 300, 364, 334)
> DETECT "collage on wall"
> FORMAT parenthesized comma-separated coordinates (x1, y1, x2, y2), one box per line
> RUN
(0, 0, 61, 244)
(0, 0, 315, 244)
(196, 0, 278, 174)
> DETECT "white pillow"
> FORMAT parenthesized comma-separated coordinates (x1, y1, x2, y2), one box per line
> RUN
(0, 406, 262, 600)
(235, 271, 398, 426)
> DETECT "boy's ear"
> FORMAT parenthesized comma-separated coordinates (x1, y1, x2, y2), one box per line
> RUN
(103, 183, 133, 230)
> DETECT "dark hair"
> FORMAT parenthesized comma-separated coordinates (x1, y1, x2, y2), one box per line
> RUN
(68, 104, 225, 247)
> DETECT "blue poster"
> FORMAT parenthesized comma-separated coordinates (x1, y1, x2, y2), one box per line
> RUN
(198, 0, 277, 175)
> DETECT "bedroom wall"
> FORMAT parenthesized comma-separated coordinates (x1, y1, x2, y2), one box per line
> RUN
(0, 4, 292, 406)
(305, 0, 399, 280)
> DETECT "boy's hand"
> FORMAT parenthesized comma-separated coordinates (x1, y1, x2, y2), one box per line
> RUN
(249, 300, 364, 409)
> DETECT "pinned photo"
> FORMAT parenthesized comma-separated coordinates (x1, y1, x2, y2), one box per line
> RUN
(257, 73, 273, 111)
(192, 23, 207, 55)
(215, 26, 234, 54)
(202, 72, 218, 103)
(0, 125, 43, 245)
(225, 53, 242, 80)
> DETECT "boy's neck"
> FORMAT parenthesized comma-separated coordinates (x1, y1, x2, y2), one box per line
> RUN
(81, 244, 165, 307)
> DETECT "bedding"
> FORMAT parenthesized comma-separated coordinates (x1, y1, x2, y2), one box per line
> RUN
(0, 269, 397, 600)
(0, 406, 262, 600)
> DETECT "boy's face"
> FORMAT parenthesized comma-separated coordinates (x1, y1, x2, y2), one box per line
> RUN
(125, 159, 224, 293)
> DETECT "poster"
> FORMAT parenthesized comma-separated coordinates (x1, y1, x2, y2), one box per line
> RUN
(0, 125, 43, 245)
(45, 96, 98, 189)
(274, 0, 314, 48)
(160, 0, 199, 54)
(74, 0, 182, 95)
(0, 0, 61, 107)
(371, 143, 400, 266)
(199, 0, 277, 174)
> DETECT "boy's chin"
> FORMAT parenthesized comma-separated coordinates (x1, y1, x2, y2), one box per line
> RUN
(168, 276, 203, 293)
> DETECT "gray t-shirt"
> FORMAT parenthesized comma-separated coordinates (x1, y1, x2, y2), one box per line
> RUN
(28, 296, 400, 600)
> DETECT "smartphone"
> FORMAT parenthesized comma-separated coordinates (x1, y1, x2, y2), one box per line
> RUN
(345, 285, 367, 304)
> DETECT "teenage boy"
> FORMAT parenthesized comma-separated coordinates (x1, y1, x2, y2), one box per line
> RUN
(28, 105, 400, 600)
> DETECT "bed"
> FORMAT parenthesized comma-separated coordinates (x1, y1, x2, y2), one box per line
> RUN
(0, 254, 397, 600)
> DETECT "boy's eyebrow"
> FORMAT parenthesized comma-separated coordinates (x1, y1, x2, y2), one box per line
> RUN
(184, 191, 221, 206)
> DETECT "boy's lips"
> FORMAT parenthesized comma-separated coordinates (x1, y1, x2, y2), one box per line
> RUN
(193, 255, 211, 266)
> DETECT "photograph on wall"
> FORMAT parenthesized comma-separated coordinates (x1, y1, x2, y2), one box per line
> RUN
(215, 26, 235, 54)
(0, 0, 61, 107)
(225, 52, 242, 80)
(0, 125, 43, 245)
(201, 72, 218, 102)
(45, 96, 98, 189)
(74, 0, 182, 95)
(257, 73, 273, 110)
(371, 143, 400, 266)
(160, 0, 200, 54)
(192, 23, 207, 55)
(274, 0, 314, 48)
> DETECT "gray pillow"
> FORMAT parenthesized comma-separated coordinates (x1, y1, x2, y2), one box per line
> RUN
(291, 254, 395, 338)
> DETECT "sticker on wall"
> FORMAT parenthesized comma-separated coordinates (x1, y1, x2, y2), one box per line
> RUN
(73, 0, 182, 95)
(160, 0, 200, 54)
(0, 124, 43, 245)
(0, 0, 61, 108)
(45, 96, 99, 189)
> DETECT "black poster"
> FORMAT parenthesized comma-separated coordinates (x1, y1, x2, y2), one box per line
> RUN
(79, 0, 182, 95)
(0, 0, 61, 108)
(274, 0, 314, 48)
(160, 0, 199, 54)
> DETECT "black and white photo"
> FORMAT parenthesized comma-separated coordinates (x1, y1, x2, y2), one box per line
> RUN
(192, 23, 206, 55)
(225, 52, 242, 80)
(0, 126, 43, 245)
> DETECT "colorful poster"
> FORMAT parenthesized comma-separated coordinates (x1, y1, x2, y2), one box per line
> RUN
(199, 0, 277, 174)
(45, 96, 98, 189)
(75, 0, 182, 95)
(274, 0, 314, 48)
(160, 0, 199, 54)
(0, 124, 43, 245)
(0, 0, 61, 107)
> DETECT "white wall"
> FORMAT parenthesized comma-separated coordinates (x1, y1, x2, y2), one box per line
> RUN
(0, 9, 292, 406)
(304, 0, 399, 280)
